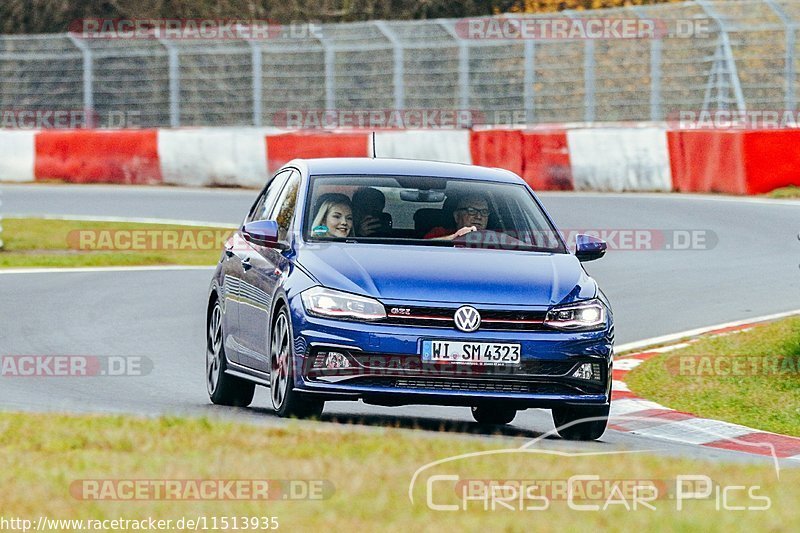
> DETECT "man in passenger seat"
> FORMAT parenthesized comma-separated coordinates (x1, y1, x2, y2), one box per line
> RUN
(424, 194, 490, 241)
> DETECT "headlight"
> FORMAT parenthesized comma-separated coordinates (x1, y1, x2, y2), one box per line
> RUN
(301, 287, 386, 321)
(544, 299, 607, 331)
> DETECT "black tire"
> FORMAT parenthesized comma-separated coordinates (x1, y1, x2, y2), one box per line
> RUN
(551, 403, 610, 441)
(471, 405, 517, 425)
(270, 307, 324, 419)
(207, 297, 255, 407)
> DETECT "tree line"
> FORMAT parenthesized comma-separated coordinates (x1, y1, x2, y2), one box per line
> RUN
(0, 0, 683, 34)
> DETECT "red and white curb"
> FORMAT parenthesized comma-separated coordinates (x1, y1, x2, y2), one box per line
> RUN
(611, 322, 800, 462)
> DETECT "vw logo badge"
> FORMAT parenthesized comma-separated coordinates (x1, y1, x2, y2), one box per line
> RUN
(454, 305, 481, 333)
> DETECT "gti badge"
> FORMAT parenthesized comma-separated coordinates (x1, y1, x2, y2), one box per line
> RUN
(454, 305, 481, 333)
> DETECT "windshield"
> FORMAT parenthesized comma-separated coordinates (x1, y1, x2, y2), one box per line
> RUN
(304, 175, 567, 253)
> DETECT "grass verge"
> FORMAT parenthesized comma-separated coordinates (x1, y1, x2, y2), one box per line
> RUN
(0, 412, 797, 530)
(767, 186, 800, 199)
(626, 317, 800, 437)
(0, 218, 232, 268)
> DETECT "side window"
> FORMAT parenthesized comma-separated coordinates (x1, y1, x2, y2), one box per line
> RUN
(247, 170, 292, 223)
(509, 196, 553, 247)
(269, 170, 301, 241)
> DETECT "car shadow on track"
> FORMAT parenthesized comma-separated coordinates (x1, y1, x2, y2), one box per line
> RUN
(244, 406, 552, 440)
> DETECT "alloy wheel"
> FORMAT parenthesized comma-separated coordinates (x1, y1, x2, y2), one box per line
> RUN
(270, 313, 291, 410)
(206, 301, 223, 395)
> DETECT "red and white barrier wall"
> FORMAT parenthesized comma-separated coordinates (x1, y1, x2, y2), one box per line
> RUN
(0, 131, 37, 183)
(158, 129, 272, 187)
(2, 126, 798, 194)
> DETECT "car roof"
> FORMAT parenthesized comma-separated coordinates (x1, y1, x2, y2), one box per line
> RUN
(287, 158, 524, 184)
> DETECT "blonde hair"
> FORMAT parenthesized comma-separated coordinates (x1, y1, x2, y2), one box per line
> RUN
(311, 195, 354, 237)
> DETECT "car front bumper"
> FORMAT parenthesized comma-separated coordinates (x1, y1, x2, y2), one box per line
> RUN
(289, 299, 613, 409)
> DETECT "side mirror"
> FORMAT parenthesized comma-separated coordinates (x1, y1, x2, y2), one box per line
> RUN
(242, 220, 282, 248)
(575, 234, 606, 262)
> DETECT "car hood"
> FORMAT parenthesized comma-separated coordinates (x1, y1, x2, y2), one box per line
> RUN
(295, 243, 596, 306)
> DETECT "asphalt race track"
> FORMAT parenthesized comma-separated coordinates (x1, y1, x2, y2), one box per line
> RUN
(1, 183, 799, 463)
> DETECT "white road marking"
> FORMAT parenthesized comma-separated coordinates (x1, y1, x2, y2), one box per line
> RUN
(610, 399, 666, 416)
(613, 359, 644, 370)
(612, 380, 629, 392)
(646, 342, 692, 353)
(629, 417, 755, 445)
(0, 266, 215, 275)
(615, 309, 800, 354)
(5, 214, 237, 228)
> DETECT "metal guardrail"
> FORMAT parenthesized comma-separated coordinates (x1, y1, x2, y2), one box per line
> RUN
(0, 0, 798, 128)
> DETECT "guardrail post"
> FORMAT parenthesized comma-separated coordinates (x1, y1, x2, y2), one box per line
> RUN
(318, 34, 335, 111)
(786, 29, 797, 110)
(720, 33, 746, 111)
(632, 5, 662, 121)
(457, 43, 470, 112)
(159, 39, 181, 127)
(765, 0, 796, 110)
(697, 0, 747, 112)
(249, 41, 263, 126)
(374, 21, 405, 112)
(439, 21, 470, 114)
(583, 39, 596, 122)
(650, 38, 663, 120)
(524, 40, 536, 124)
(67, 34, 94, 125)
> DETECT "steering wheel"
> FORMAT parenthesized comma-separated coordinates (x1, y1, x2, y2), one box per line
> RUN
(453, 229, 527, 249)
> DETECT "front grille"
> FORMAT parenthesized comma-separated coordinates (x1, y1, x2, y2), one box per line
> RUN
(338, 376, 599, 395)
(395, 379, 531, 393)
(349, 354, 576, 376)
(382, 306, 548, 331)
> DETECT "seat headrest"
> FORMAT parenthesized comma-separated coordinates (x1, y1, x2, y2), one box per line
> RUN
(414, 208, 450, 238)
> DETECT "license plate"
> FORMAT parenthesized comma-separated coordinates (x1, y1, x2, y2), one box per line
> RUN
(421, 340, 521, 365)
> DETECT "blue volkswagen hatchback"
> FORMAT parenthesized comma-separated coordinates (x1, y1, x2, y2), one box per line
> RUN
(206, 158, 613, 440)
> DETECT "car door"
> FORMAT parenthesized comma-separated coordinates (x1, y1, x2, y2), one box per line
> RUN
(237, 169, 301, 372)
(225, 169, 293, 365)
(219, 230, 248, 364)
